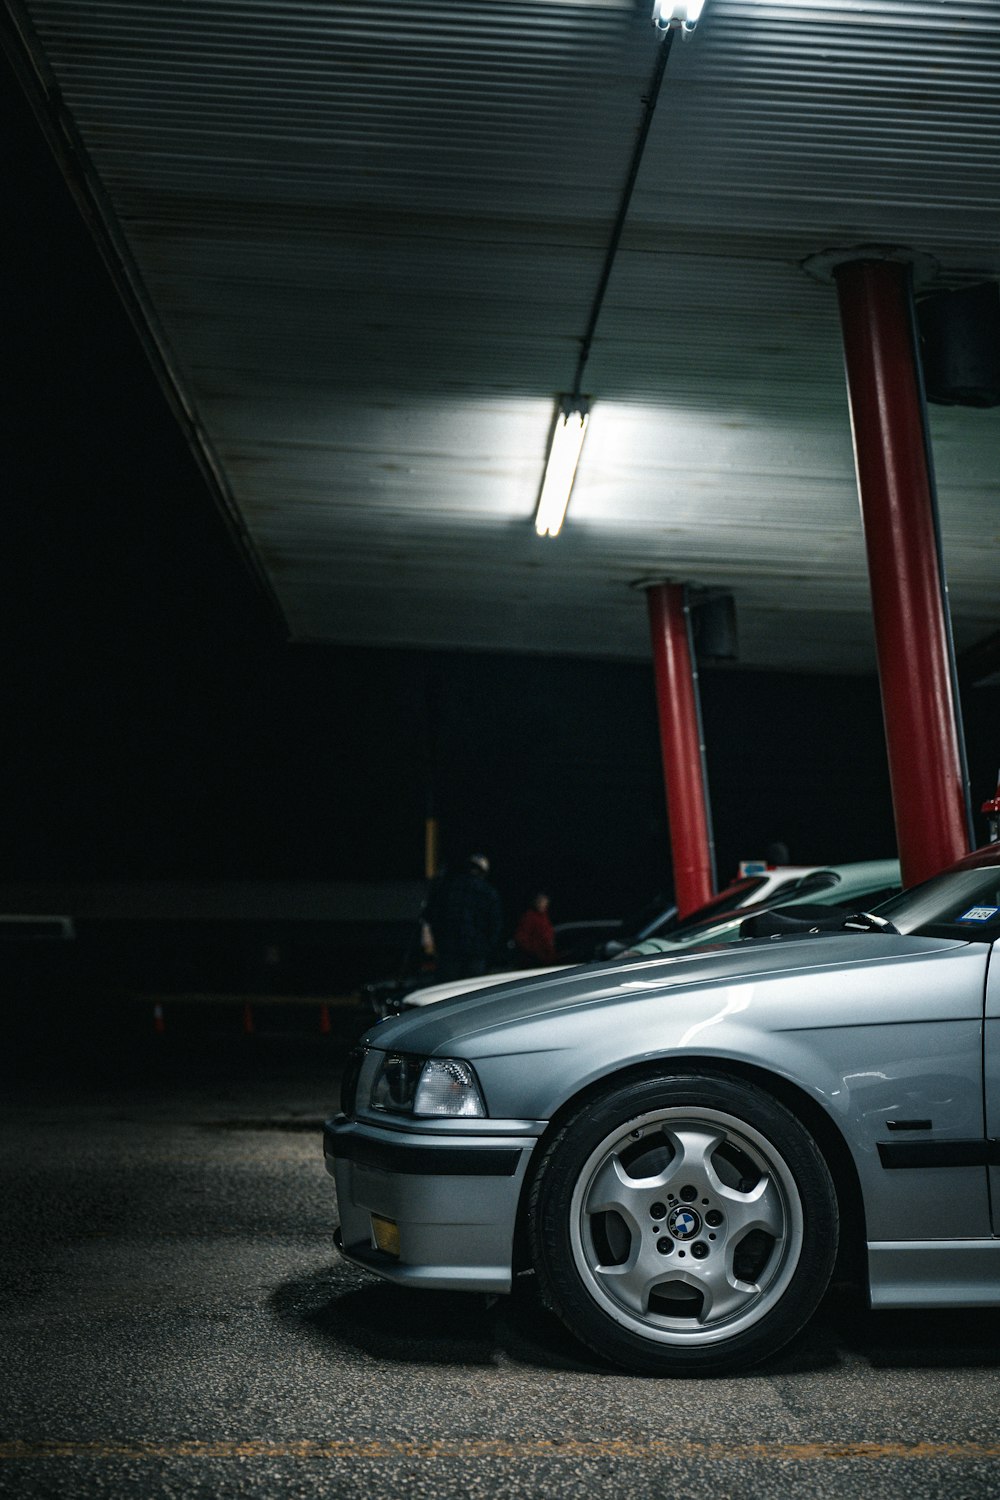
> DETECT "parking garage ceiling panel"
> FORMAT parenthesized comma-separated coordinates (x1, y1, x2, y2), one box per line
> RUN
(6, 0, 1000, 669)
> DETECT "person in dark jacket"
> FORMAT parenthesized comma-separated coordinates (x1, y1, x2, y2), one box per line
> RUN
(513, 890, 557, 967)
(426, 853, 503, 982)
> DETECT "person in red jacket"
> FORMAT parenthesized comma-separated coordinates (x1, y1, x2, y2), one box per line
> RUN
(513, 891, 557, 967)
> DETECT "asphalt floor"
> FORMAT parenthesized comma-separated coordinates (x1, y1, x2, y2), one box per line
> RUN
(4, 1010, 1000, 1499)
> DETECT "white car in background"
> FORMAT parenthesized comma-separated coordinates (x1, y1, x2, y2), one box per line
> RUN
(386, 860, 900, 1014)
(599, 861, 869, 956)
(629, 859, 901, 956)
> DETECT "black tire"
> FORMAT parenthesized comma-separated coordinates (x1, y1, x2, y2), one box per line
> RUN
(527, 1070, 838, 1376)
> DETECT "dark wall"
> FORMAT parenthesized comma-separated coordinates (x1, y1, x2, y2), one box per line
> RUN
(7, 602, 999, 924)
(3, 44, 997, 932)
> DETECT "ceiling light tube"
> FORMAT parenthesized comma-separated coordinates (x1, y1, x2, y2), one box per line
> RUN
(652, 0, 704, 30)
(535, 401, 589, 538)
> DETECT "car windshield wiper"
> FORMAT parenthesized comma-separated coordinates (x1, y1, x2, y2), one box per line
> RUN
(840, 911, 899, 933)
(739, 905, 899, 940)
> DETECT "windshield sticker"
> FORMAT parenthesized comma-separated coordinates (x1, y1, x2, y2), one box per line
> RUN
(957, 906, 1000, 923)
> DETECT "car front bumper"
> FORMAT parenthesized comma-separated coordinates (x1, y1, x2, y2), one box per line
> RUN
(324, 1114, 540, 1293)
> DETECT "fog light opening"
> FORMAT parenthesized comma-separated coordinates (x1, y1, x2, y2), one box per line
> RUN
(370, 1214, 400, 1258)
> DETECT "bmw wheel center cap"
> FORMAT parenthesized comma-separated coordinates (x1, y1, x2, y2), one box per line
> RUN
(668, 1206, 701, 1240)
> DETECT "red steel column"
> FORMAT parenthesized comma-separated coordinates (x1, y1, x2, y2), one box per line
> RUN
(645, 583, 715, 917)
(834, 258, 970, 886)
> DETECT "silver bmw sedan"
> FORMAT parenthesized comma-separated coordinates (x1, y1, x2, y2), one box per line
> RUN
(325, 843, 1000, 1375)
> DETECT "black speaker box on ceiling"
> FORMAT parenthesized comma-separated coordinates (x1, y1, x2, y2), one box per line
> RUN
(691, 591, 738, 663)
(917, 281, 1000, 408)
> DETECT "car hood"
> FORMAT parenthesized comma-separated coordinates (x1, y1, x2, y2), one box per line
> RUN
(366, 930, 969, 1058)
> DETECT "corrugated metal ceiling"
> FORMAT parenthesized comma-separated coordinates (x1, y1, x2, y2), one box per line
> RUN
(5, 0, 1000, 669)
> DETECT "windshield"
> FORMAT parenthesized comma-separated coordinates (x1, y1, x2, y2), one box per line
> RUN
(634, 877, 766, 943)
(675, 877, 766, 926)
(870, 866, 1000, 941)
(627, 903, 806, 957)
(627, 876, 902, 957)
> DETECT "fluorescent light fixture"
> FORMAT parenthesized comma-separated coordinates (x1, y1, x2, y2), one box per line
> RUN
(535, 401, 589, 538)
(652, 0, 704, 29)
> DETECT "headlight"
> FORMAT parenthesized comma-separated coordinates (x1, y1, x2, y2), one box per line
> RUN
(370, 1053, 486, 1118)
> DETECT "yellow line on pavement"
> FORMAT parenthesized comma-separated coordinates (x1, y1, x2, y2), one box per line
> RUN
(3, 1438, 1000, 1463)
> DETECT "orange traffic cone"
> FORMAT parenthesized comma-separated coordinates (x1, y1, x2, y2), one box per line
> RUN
(242, 1003, 255, 1035)
(319, 1003, 331, 1035)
